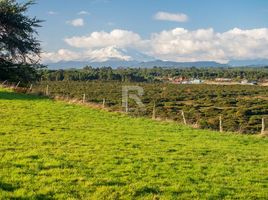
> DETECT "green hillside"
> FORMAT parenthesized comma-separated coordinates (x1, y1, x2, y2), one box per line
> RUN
(0, 88, 267, 199)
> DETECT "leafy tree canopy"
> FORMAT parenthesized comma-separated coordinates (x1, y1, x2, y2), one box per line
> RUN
(0, 0, 44, 82)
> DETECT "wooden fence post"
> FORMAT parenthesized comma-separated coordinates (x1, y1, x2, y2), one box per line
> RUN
(46, 85, 49, 96)
(125, 100, 128, 113)
(15, 81, 20, 89)
(102, 98, 106, 108)
(82, 93, 86, 103)
(152, 101, 156, 120)
(261, 118, 265, 135)
(181, 110, 187, 125)
(219, 116, 223, 133)
(1, 80, 7, 86)
(29, 84, 33, 92)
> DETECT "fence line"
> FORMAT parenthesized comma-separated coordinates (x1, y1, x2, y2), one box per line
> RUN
(1, 82, 267, 136)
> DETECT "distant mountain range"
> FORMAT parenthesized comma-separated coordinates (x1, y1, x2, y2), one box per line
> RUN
(46, 60, 137, 69)
(138, 60, 226, 68)
(228, 59, 268, 67)
(46, 59, 228, 69)
(45, 59, 268, 69)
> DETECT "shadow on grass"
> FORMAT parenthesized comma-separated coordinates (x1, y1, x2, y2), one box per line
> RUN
(34, 194, 55, 200)
(0, 181, 17, 192)
(0, 91, 47, 101)
(134, 186, 160, 197)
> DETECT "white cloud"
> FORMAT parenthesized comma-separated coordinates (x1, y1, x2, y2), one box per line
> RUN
(42, 28, 268, 63)
(65, 29, 146, 49)
(149, 28, 225, 62)
(154, 11, 188, 22)
(48, 11, 58, 15)
(41, 49, 81, 63)
(149, 27, 268, 62)
(78, 11, 90, 15)
(66, 18, 84, 27)
(41, 46, 132, 63)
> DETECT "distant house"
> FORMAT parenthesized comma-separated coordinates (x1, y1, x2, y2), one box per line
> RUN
(169, 76, 187, 84)
(172, 77, 183, 84)
(181, 79, 203, 84)
(191, 79, 203, 84)
(249, 81, 258, 85)
(241, 80, 249, 84)
(241, 80, 258, 85)
(169, 77, 203, 84)
(181, 81, 190, 84)
(215, 78, 232, 82)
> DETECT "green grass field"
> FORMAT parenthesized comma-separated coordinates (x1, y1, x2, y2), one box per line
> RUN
(0, 88, 268, 199)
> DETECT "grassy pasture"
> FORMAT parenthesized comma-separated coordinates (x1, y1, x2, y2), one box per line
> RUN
(0, 88, 268, 199)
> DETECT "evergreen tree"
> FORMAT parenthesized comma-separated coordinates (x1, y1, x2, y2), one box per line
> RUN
(0, 0, 43, 82)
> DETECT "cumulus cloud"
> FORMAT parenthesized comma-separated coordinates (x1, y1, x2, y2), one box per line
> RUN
(154, 11, 188, 22)
(66, 18, 84, 27)
(42, 28, 268, 63)
(41, 49, 81, 63)
(149, 27, 268, 62)
(78, 11, 90, 15)
(217, 28, 268, 60)
(149, 28, 225, 62)
(42, 46, 132, 63)
(65, 29, 146, 49)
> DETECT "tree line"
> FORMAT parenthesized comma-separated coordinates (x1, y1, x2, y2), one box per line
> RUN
(40, 66, 268, 82)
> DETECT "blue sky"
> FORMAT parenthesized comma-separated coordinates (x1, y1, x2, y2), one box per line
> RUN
(21, 0, 268, 63)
